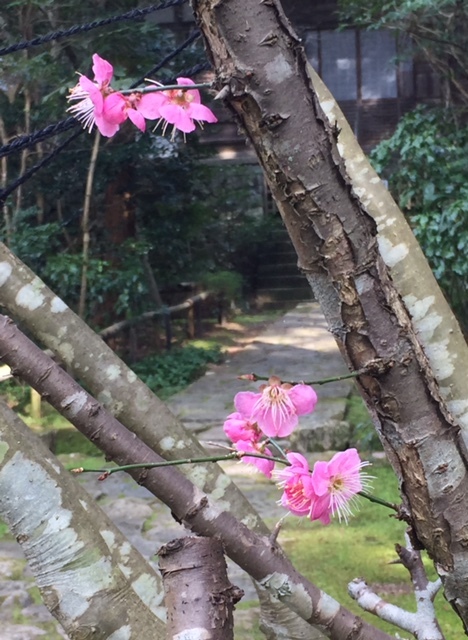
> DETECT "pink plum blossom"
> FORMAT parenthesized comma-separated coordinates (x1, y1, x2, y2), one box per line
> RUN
(67, 54, 127, 137)
(277, 449, 371, 524)
(105, 90, 166, 133)
(234, 376, 317, 438)
(156, 77, 218, 137)
(223, 412, 262, 444)
(223, 412, 275, 477)
(235, 439, 275, 478)
(311, 448, 371, 524)
(277, 452, 316, 516)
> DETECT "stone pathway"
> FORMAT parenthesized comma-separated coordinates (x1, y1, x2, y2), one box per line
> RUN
(0, 303, 354, 639)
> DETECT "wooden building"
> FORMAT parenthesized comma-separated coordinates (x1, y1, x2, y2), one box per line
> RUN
(152, 1, 440, 158)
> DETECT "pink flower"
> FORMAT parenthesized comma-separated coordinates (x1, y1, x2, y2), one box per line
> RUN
(156, 77, 218, 137)
(235, 439, 275, 478)
(223, 412, 262, 444)
(277, 452, 316, 515)
(106, 90, 165, 133)
(311, 448, 370, 524)
(234, 376, 317, 438)
(277, 449, 371, 524)
(68, 54, 127, 137)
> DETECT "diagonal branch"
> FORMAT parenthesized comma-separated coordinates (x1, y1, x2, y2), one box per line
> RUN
(0, 242, 324, 639)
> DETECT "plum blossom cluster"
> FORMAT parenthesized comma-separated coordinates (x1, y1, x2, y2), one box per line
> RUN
(223, 375, 370, 524)
(67, 54, 217, 138)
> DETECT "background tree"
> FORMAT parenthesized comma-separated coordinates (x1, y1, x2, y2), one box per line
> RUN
(0, 0, 277, 326)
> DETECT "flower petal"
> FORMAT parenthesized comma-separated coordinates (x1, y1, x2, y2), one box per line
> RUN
(79, 76, 103, 113)
(102, 93, 127, 124)
(127, 108, 146, 132)
(288, 384, 318, 416)
(187, 102, 218, 123)
(159, 103, 195, 133)
(234, 391, 259, 419)
(311, 460, 331, 496)
(223, 412, 258, 443)
(137, 93, 165, 120)
(94, 114, 121, 137)
(236, 440, 275, 478)
(92, 53, 114, 84)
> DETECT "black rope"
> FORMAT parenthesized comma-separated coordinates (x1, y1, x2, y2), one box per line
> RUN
(0, 36, 212, 203)
(0, 118, 79, 161)
(166, 61, 212, 83)
(0, 130, 83, 205)
(0, 0, 188, 56)
(136, 29, 201, 85)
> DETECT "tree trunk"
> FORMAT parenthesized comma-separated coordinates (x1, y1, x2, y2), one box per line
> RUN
(159, 536, 242, 639)
(0, 399, 166, 639)
(190, 0, 468, 630)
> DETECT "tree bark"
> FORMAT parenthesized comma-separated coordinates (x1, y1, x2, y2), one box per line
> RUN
(159, 536, 242, 639)
(0, 399, 166, 639)
(189, 0, 468, 630)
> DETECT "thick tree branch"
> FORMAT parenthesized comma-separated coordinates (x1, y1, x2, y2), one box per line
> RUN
(159, 536, 242, 639)
(0, 243, 324, 640)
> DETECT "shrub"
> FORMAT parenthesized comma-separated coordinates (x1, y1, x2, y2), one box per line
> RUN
(371, 106, 468, 332)
(131, 344, 223, 399)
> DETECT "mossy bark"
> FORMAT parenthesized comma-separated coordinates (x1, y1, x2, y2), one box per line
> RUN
(0, 400, 166, 639)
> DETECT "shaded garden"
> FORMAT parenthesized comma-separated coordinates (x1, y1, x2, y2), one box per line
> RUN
(1, 1, 468, 640)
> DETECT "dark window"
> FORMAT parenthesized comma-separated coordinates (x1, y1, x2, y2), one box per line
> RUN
(305, 28, 409, 101)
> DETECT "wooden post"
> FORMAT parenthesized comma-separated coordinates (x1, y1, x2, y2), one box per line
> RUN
(30, 387, 41, 421)
(194, 298, 203, 336)
(164, 311, 172, 351)
(187, 304, 195, 339)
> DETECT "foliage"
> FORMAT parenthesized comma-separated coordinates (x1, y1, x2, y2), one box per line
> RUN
(0, 2, 280, 326)
(200, 270, 243, 301)
(338, 0, 468, 106)
(131, 344, 223, 399)
(0, 377, 30, 412)
(370, 106, 468, 331)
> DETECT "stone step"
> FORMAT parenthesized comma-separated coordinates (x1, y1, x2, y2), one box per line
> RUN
(257, 262, 302, 276)
(264, 239, 296, 252)
(257, 274, 309, 289)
